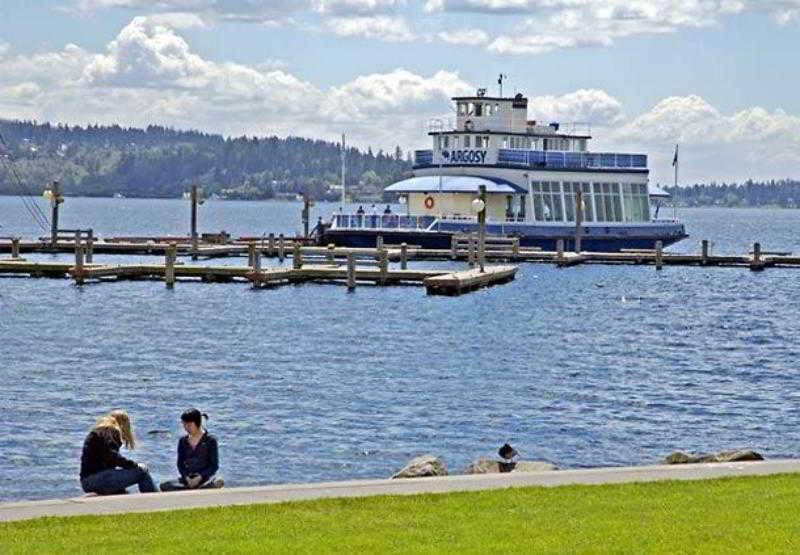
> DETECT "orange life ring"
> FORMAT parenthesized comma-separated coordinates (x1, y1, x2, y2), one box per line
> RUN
(424, 196, 435, 209)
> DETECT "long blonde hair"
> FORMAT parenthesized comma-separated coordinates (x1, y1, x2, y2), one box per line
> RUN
(94, 409, 136, 449)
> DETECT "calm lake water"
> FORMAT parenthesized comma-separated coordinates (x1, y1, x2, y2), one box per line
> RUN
(2, 197, 800, 502)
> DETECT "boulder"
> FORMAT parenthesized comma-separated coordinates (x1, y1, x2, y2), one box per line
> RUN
(664, 449, 764, 465)
(391, 455, 447, 479)
(463, 458, 557, 475)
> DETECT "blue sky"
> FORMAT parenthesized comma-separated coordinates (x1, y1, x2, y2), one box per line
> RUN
(1, 0, 799, 184)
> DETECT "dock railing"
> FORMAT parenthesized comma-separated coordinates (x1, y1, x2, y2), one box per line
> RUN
(332, 214, 437, 230)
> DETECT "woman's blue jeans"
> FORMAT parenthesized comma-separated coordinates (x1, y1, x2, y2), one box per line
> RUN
(81, 467, 157, 495)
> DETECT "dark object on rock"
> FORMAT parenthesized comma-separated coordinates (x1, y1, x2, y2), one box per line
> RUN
(464, 458, 557, 474)
(391, 455, 447, 479)
(498, 443, 518, 461)
(147, 430, 171, 435)
(664, 449, 764, 465)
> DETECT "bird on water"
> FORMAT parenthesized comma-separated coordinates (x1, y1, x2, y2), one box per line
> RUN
(498, 442, 518, 461)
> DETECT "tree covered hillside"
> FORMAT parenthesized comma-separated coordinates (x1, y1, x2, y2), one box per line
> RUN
(0, 120, 412, 200)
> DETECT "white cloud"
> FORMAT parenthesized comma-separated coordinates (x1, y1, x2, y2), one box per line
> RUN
(317, 0, 403, 15)
(437, 28, 490, 45)
(611, 95, 800, 182)
(74, 0, 315, 23)
(326, 16, 416, 42)
(0, 17, 460, 151)
(529, 89, 624, 126)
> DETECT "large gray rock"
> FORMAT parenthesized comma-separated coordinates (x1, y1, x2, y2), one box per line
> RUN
(463, 458, 557, 475)
(664, 449, 764, 465)
(391, 455, 447, 479)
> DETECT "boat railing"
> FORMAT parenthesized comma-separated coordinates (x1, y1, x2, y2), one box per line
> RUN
(498, 149, 647, 170)
(332, 214, 437, 230)
(414, 149, 647, 169)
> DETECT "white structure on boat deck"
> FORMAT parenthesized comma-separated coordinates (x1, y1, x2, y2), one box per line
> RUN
(408, 90, 654, 225)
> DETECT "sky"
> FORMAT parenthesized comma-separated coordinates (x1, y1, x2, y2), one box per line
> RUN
(1, 1, 800, 185)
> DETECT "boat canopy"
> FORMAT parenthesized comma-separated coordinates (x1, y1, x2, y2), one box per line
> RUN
(385, 175, 528, 195)
(649, 186, 671, 198)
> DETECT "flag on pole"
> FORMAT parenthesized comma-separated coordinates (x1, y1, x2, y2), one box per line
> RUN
(672, 144, 679, 167)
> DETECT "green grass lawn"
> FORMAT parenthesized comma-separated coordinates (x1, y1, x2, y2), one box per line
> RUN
(3, 474, 800, 554)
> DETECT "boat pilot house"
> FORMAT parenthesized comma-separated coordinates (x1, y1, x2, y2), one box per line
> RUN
(322, 88, 686, 252)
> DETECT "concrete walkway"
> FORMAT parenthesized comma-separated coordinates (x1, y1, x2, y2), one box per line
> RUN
(2, 459, 799, 523)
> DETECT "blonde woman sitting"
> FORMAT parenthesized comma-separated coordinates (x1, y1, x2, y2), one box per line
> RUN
(79, 410, 157, 495)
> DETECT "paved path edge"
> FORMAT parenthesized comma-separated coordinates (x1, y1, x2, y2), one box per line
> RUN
(2, 459, 799, 523)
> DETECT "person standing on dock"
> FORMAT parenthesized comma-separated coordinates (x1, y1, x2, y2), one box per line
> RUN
(159, 408, 223, 491)
(79, 410, 157, 495)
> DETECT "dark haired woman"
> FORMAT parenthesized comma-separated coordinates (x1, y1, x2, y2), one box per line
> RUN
(159, 409, 224, 491)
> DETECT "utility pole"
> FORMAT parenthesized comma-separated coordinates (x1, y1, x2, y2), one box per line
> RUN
(50, 180, 63, 248)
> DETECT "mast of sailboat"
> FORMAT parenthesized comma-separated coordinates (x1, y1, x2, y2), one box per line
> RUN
(672, 143, 679, 220)
(340, 133, 346, 208)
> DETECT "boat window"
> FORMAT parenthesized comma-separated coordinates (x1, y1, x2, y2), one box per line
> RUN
(453, 136, 459, 148)
(458, 103, 466, 116)
(621, 182, 650, 222)
(580, 183, 593, 222)
(475, 103, 483, 117)
(593, 183, 605, 222)
(611, 184, 622, 222)
(503, 137, 508, 148)
(443, 136, 449, 148)
(563, 182, 575, 222)
(464, 135, 470, 148)
(530, 181, 544, 221)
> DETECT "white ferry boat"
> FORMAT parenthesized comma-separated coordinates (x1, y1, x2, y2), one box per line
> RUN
(319, 87, 687, 251)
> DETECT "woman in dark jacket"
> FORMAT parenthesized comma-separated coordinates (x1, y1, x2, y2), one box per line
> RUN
(160, 408, 223, 491)
(80, 410, 157, 495)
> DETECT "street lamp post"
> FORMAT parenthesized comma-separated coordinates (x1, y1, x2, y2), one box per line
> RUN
(472, 184, 487, 273)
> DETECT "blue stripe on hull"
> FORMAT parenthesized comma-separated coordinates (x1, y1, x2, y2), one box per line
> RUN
(321, 230, 685, 252)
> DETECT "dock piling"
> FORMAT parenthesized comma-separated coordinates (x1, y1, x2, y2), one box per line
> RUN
(450, 235, 458, 260)
(346, 253, 356, 290)
(73, 243, 85, 286)
(511, 237, 520, 259)
(378, 248, 388, 285)
(165, 243, 176, 288)
(247, 242, 256, 267)
(268, 233, 275, 257)
(85, 229, 94, 264)
(701, 240, 709, 265)
(11, 237, 20, 259)
(655, 241, 663, 271)
(327, 244, 335, 264)
(293, 244, 303, 270)
(278, 234, 285, 263)
(751, 242, 763, 271)
(574, 190, 583, 253)
(400, 243, 408, 270)
(556, 239, 564, 265)
(376, 235, 384, 252)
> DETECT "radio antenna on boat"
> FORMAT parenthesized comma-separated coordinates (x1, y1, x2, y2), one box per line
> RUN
(340, 133, 346, 208)
(497, 74, 508, 97)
